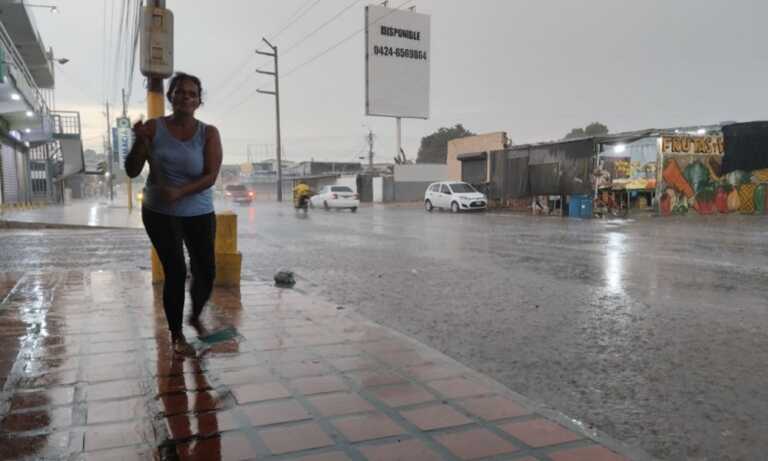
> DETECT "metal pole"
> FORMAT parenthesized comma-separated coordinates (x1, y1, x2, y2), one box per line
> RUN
(256, 38, 282, 202)
(123, 88, 133, 210)
(396, 117, 402, 167)
(368, 129, 374, 171)
(106, 101, 114, 202)
(146, 0, 166, 285)
(274, 45, 282, 202)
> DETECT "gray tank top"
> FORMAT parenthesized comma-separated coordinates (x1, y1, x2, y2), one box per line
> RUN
(142, 117, 214, 216)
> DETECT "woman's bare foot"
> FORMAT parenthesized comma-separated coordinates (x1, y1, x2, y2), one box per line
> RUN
(187, 315, 208, 337)
(171, 333, 196, 357)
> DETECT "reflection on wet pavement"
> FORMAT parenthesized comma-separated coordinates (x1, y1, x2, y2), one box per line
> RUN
(0, 270, 641, 460)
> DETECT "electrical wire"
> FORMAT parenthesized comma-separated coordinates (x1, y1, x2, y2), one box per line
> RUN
(207, 0, 384, 115)
(124, 0, 142, 105)
(101, 0, 108, 101)
(206, 0, 323, 101)
(269, 0, 324, 41)
(282, 0, 414, 79)
(282, 0, 363, 55)
(54, 63, 105, 106)
(111, 0, 128, 101)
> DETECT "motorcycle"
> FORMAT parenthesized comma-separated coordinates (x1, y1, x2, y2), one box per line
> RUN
(294, 194, 310, 213)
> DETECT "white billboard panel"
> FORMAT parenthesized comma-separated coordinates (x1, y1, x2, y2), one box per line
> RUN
(365, 5, 430, 119)
(59, 138, 85, 180)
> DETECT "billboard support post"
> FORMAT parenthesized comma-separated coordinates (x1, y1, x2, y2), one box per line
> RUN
(396, 117, 402, 165)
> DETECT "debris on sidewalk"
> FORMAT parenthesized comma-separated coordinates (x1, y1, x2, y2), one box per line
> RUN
(273, 269, 296, 287)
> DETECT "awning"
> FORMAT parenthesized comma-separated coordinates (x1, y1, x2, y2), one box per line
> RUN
(457, 152, 487, 161)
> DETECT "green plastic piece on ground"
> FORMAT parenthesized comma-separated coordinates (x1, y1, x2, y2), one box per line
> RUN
(198, 326, 239, 345)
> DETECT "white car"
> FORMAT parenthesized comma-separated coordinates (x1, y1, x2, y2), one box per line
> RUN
(310, 185, 360, 212)
(424, 181, 487, 213)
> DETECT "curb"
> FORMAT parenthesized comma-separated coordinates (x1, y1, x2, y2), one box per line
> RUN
(0, 220, 134, 231)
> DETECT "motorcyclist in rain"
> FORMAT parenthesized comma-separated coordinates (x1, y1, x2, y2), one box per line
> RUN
(293, 180, 313, 211)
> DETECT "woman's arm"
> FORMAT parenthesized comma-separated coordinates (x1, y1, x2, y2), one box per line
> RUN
(124, 119, 156, 178)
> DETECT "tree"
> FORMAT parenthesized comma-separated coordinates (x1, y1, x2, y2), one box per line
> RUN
(564, 122, 609, 140)
(417, 124, 475, 163)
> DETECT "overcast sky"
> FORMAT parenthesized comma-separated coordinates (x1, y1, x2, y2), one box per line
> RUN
(31, 0, 768, 165)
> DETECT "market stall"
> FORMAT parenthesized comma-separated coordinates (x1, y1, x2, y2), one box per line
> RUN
(596, 136, 658, 216)
(657, 128, 768, 216)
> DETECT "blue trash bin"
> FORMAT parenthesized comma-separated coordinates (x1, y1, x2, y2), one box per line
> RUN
(579, 197, 593, 218)
(569, 195, 591, 218)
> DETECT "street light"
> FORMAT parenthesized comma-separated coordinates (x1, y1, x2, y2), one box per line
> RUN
(45, 48, 69, 110)
(24, 3, 59, 13)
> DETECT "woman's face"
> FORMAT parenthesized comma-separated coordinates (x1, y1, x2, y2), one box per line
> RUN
(171, 79, 201, 115)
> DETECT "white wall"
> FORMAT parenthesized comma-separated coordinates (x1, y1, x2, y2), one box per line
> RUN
(394, 164, 448, 182)
(335, 175, 358, 192)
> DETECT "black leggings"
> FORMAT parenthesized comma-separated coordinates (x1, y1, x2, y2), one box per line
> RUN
(142, 207, 216, 334)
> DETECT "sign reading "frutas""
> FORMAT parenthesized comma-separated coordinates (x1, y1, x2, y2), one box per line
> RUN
(661, 136, 724, 155)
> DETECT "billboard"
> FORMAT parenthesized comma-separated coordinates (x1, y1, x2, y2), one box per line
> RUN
(365, 5, 430, 119)
(59, 138, 85, 180)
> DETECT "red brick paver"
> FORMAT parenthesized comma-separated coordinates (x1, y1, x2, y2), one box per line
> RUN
(0, 271, 643, 460)
(435, 427, 519, 459)
(501, 418, 583, 447)
(332, 412, 405, 442)
(358, 438, 444, 461)
(550, 445, 631, 461)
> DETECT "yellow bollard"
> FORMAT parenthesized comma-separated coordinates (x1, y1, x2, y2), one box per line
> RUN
(151, 247, 164, 284)
(150, 211, 242, 286)
(214, 211, 242, 287)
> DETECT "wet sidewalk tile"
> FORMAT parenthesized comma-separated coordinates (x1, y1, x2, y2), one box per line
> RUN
(0, 270, 640, 460)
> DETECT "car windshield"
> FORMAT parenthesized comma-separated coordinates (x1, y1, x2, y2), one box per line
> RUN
(331, 186, 353, 192)
(225, 185, 246, 191)
(450, 183, 477, 193)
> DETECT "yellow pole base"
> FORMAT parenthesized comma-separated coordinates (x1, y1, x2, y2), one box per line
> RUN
(150, 212, 242, 286)
(151, 247, 164, 284)
(215, 251, 242, 287)
(215, 211, 238, 253)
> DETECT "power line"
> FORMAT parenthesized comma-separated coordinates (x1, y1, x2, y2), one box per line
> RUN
(101, 0, 108, 101)
(206, 0, 323, 100)
(283, 0, 363, 55)
(111, 0, 128, 101)
(210, 0, 415, 116)
(283, 0, 414, 79)
(125, 1, 142, 104)
(54, 63, 105, 105)
(269, 0, 324, 41)
(107, 0, 116, 101)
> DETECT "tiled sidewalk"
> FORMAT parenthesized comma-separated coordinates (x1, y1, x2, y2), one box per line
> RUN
(0, 271, 643, 461)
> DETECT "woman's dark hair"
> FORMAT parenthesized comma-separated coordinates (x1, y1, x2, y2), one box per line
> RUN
(166, 72, 203, 105)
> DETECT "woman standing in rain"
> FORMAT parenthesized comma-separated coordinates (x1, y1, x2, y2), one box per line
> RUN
(125, 72, 222, 355)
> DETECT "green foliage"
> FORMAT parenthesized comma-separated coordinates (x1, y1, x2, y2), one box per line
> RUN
(416, 124, 475, 164)
(564, 122, 609, 140)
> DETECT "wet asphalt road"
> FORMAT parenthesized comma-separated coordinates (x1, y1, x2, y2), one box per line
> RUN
(2, 201, 768, 460)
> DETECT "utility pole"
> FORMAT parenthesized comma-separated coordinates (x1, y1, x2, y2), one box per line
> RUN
(256, 38, 283, 202)
(366, 128, 375, 171)
(140, 0, 172, 284)
(122, 88, 132, 210)
(105, 100, 114, 201)
(145, 0, 168, 119)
